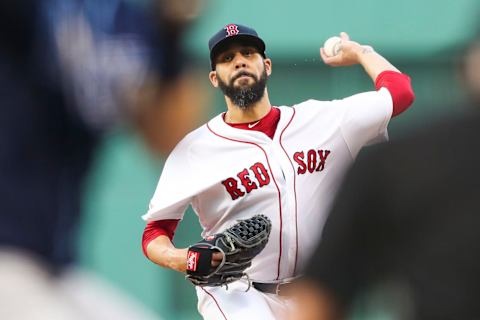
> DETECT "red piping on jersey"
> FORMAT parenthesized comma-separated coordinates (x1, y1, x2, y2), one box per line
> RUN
(201, 287, 228, 320)
(278, 108, 299, 275)
(207, 123, 284, 280)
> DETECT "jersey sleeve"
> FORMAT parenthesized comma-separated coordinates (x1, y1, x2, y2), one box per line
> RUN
(339, 87, 393, 158)
(142, 135, 196, 222)
(375, 71, 415, 117)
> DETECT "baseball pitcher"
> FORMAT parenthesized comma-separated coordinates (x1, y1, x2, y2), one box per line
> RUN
(141, 24, 415, 319)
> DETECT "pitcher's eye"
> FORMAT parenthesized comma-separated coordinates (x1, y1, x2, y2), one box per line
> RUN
(223, 54, 234, 62)
(242, 49, 253, 57)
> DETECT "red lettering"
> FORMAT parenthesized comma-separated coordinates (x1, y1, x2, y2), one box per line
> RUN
(294, 149, 331, 175)
(316, 150, 331, 171)
(307, 149, 316, 173)
(250, 163, 270, 187)
(293, 152, 306, 175)
(237, 169, 258, 193)
(221, 177, 245, 200)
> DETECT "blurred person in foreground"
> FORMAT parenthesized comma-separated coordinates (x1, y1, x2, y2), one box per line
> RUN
(0, 0, 205, 319)
(291, 39, 480, 320)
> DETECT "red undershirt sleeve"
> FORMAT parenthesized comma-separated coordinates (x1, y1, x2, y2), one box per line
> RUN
(142, 219, 180, 258)
(375, 71, 415, 117)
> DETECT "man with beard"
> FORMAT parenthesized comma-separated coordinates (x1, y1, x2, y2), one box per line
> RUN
(140, 24, 415, 319)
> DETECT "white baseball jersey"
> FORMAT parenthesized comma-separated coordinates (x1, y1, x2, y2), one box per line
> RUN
(143, 87, 392, 283)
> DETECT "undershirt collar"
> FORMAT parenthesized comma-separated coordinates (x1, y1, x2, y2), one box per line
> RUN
(223, 107, 281, 139)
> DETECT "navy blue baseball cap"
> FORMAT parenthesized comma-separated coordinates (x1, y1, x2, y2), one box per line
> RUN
(208, 23, 266, 70)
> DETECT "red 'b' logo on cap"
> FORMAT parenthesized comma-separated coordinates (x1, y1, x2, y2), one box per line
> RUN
(225, 24, 239, 37)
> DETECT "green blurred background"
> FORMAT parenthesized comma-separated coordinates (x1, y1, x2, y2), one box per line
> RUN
(78, 0, 480, 319)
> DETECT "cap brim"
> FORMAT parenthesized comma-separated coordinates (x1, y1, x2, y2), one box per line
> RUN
(210, 35, 266, 65)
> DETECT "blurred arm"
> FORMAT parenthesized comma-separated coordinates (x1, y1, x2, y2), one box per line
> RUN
(128, 0, 209, 156)
(132, 73, 209, 155)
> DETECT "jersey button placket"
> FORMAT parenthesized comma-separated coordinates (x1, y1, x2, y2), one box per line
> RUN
(272, 143, 297, 277)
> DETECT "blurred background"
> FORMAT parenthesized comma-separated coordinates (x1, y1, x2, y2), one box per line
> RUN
(2, 0, 479, 319)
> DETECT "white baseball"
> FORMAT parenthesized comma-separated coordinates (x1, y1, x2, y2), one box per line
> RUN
(323, 36, 342, 57)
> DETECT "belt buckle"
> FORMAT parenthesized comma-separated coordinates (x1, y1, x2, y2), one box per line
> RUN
(275, 281, 291, 295)
(276, 276, 302, 296)
(275, 283, 281, 295)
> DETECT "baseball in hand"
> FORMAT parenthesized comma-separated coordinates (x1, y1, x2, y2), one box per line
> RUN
(323, 36, 342, 57)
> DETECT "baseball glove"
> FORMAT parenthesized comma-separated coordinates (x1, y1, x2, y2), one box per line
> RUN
(185, 214, 271, 287)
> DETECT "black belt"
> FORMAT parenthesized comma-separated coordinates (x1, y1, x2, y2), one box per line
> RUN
(252, 281, 294, 296)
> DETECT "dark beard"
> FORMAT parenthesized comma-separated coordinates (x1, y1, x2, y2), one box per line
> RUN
(217, 69, 268, 109)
